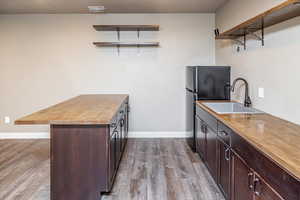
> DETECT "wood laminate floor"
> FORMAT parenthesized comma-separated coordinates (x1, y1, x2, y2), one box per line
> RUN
(0, 139, 224, 200)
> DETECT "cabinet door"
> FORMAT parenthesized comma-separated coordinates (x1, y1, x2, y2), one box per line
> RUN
(195, 116, 206, 160)
(218, 139, 231, 199)
(115, 128, 122, 165)
(109, 131, 117, 185)
(119, 120, 124, 152)
(124, 104, 129, 140)
(206, 125, 218, 181)
(120, 116, 126, 151)
(253, 174, 283, 200)
(232, 153, 253, 200)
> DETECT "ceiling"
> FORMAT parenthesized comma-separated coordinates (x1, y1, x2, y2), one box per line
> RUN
(0, 0, 228, 14)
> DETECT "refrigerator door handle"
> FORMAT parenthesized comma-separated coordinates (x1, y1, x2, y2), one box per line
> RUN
(186, 88, 195, 93)
(195, 68, 198, 93)
(224, 83, 231, 100)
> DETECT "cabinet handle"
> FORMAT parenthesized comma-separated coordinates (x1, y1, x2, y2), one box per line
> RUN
(220, 131, 228, 137)
(201, 125, 205, 132)
(204, 125, 208, 133)
(225, 148, 230, 161)
(111, 123, 117, 128)
(111, 130, 118, 138)
(120, 119, 125, 126)
(248, 172, 254, 190)
(254, 177, 261, 196)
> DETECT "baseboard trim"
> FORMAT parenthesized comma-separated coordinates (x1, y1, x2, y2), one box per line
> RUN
(0, 131, 189, 139)
(0, 132, 50, 139)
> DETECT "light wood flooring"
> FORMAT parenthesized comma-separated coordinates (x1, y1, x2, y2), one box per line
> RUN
(0, 139, 224, 200)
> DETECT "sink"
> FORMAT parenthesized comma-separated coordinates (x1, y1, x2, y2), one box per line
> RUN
(203, 102, 263, 114)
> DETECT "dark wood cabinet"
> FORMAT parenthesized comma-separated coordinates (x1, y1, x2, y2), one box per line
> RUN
(218, 139, 231, 199)
(115, 126, 122, 166)
(232, 153, 253, 200)
(109, 130, 117, 185)
(253, 174, 283, 200)
(120, 117, 126, 151)
(124, 103, 129, 142)
(195, 104, 299, 200)
(231, 152, 284, 200)
(195, 115, 206, 160)
(206, 124, 218, 181)
(108, 103, 129, 190)
(16, 94, 129, 200)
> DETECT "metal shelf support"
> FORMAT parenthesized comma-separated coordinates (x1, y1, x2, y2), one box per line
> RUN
(137, 28, 140, 39)
(233, 19, 265, 52)
(117, 28, 120, 41)
(234, 34, 246, 52)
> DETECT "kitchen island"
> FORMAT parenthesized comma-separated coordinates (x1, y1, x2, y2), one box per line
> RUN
(15, 94, 129, 200)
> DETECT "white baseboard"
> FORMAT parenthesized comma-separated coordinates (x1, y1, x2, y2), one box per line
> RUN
(0, 131, 188, 139)
(0, 132, 50, 139)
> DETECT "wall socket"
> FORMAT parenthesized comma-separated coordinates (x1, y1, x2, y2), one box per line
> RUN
(258, 88, 265, 98)
(4, 116, 11, 124)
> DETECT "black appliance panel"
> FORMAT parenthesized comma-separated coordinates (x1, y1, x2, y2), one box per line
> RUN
(185, 66, 231, 152)
(196, 67, 231, 100)
(186, 67, 196, 92)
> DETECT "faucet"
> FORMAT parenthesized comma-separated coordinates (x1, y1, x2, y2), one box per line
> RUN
(231, 78, 252, 107)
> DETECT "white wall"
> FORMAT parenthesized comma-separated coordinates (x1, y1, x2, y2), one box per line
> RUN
(0, 14, 215, 134)
(216, 0, 300, 125)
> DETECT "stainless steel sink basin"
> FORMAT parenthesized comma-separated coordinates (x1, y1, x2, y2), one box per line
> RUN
(203, 102, 263, 114)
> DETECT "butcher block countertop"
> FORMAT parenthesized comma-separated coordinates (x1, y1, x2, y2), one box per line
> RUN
(15, 94, 129, 125)
(196, 100, 300, 181)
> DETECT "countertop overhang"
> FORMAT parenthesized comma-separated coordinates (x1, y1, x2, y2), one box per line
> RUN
(196, 100, 300, 182)
(15, 94, 129, 125)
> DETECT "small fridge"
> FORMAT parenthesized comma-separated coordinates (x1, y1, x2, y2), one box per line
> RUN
(186, 66, 231, 152)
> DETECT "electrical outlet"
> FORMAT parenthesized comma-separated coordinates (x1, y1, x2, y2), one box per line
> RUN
(258, 88, 264, 98)
(4, 116, 10, 124)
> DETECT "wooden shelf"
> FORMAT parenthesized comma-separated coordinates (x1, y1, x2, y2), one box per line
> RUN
(216, 0, 300, 40)
(92, 25, 160, 54)
(93, 42, 160, 47)
(93, 25, 159, 31)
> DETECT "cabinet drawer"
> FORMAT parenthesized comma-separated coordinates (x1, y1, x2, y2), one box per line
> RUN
(231, 132, 300, 200)
(218, 122, 232, 146)
(196, 106, 218, 131)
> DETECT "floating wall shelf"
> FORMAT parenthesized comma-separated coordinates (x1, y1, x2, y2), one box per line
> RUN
(93, 42, 160, 47)
(93, 25, 160, 32)
(215, 0, 300, 51)
(93, 25, 160, 55)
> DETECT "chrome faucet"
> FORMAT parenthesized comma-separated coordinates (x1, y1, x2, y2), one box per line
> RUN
(231, 78, 252, 107)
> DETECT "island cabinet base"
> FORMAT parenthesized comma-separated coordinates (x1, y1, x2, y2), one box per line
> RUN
(14, 95, 130, 200)
(50, 125, 109, 200)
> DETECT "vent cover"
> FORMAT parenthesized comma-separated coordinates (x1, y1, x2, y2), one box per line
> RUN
(88, 6, 105, 13)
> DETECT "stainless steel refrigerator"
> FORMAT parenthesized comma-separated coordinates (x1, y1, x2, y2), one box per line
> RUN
(186, 66, 231, 152)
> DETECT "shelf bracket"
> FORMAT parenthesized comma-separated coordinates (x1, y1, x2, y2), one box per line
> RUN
(117, 44, 120, 56)
(137, 28, 140, 39)
(234, 33, 246, 52)
(234, 39, 245, 46)
(117, 28, 120, 41)
(245, 18, 265, 47)
(248, 32, 263, 42)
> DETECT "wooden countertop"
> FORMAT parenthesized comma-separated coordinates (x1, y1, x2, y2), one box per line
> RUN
(15, 94, 129, 125)
(196, 100, 300, 181)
